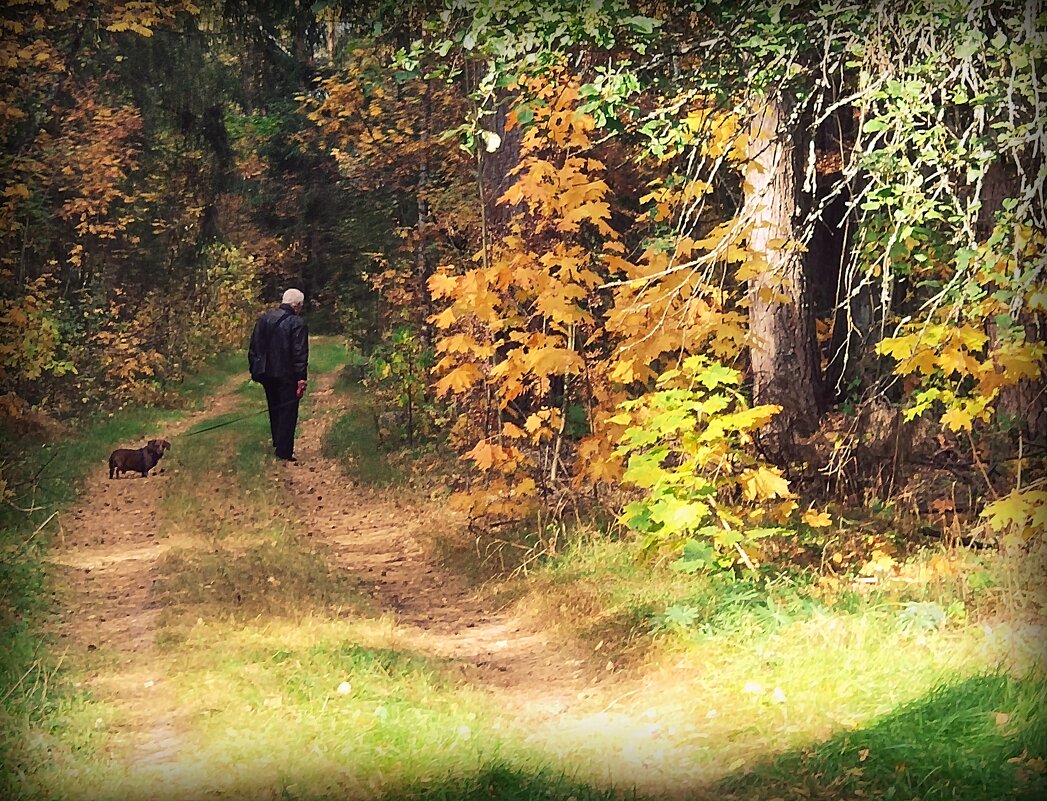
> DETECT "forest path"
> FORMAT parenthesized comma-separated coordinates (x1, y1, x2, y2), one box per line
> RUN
(44, 375, 246, 772)
(39, 354, 696, 797)
(277, 366, 607, 716)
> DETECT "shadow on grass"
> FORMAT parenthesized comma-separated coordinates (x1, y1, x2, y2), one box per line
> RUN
(718, 672, 1047, 801)
(153, 533, 370, 620)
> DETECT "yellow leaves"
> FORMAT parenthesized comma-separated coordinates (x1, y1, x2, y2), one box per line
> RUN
(501, 150, 614, 238)
(3, 183, 30, 199)
(521, 409, 563, 445)
(802, 509, 833, 528)
(982, 487, 1047, 542)
(560, 201, 613, 236)
(574, 435, 622, 484)
(702, 404, 781, 442)
(464, 440, 519, 472)
(427, 271, 458, 300)
(430, 307, 457, 329)
(436, 333, 494, 359)
(953, 325, 988, 351)
(908, 348, 940, 375)
(769, 499, 799, 524)
(940, 406, 973, 432)
(859, 549, 897, 577)
(878, 334, 920, 362)
(937, 346, 980, 376)
(996, 342, 1044, 382)
(739, 466, 792, 502)
(534, 290, 590, 326)
(434, 362, 483, 397)
(501, 422, 526, 439)
(527, 346, 584, 377)
(879, 323, 997, 379)
(609, 355, 654, 385)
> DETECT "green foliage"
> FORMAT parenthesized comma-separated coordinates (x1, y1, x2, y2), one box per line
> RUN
(366, 325, 436, 446)
(322, 381, 397, 486)
(613, 356, 790, 570)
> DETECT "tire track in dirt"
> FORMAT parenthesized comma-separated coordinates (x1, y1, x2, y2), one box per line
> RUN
(279, 370, 606, 719)
(44, 376, 247, 771)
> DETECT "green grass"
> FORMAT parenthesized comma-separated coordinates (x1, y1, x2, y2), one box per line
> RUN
(719, 673, 1047, 801)
(308, 337, 350, 375)
(169, 350, 252, 407)
(322, 381, 397, 486)
(5, 338, 1046, 801)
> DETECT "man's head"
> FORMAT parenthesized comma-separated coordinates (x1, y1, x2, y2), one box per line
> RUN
(282, 288, 305, 313)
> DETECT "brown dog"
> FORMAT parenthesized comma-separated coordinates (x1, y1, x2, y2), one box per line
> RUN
(108, 438, 171, 479)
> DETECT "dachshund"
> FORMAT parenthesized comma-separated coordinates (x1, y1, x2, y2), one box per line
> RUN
(108, 438, 171, 479)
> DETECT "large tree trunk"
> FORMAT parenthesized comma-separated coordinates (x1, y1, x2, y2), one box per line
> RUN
(744, 95, 823, 462)
(979, 160, 1046, 449)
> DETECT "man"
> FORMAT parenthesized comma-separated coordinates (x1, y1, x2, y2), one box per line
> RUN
(248, 288, 309, 462)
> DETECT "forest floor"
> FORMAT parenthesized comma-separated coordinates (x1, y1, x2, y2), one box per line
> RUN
(8, 339, 1046, 801)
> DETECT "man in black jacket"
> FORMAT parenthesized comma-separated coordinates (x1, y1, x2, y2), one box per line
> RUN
(248, 288, 309, 462)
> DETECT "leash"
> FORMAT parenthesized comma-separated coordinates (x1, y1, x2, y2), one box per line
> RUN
(182, 395, 301, 438)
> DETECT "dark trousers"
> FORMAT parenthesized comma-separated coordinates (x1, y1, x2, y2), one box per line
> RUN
(261, 377, 300, 459)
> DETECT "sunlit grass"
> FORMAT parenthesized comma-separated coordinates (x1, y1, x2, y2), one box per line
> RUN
(1, 349, 252, 801)
(6, 340, 1045, 801)
(498, 534, 1046, 797)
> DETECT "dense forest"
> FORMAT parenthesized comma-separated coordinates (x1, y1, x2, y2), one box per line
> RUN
(3, 0, 1043, 555)
(1, 1, 1044, 799)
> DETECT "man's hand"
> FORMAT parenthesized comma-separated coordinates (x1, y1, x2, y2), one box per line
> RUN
(296, 379, 307, 398)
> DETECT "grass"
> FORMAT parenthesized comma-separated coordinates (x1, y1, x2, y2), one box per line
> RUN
(0, 349, 250, 801)
(3, 339, 628, 801)
(721, 673, 1047, 801)
(308, 337, 351, 375)
(322, 379, 397, 486)
(4, 336, 1045, 801)
(488, 535, 1046, 797)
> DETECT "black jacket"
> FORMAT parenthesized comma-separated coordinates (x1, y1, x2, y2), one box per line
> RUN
(248, 303, 309, 382)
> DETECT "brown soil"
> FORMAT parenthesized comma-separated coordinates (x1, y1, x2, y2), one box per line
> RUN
(45, 378, 246, 768)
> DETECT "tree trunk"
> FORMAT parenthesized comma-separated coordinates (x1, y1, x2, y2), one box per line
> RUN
(979, 160, 1046, 449)
(416, 80, 435, 345)
(744, 95, 823, 462)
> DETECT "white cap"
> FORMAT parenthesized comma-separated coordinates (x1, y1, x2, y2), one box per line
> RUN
(282, 288, 305, 306)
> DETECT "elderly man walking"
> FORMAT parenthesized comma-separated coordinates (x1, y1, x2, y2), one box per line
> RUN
(248, 288, 309, 462)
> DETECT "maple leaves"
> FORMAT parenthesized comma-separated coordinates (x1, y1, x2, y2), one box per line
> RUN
(875, 227, 1047, 437)
(339, 4, 1042, 561)
(982, 485, 1047, 547)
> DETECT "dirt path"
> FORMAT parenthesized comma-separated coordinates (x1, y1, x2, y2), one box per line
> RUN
(278, 369, 604, 717)
(44, 367, 610, 777)
(45, 377, 246, 769)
